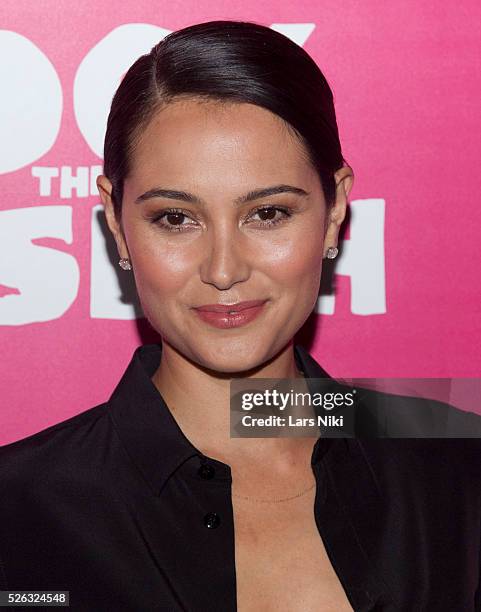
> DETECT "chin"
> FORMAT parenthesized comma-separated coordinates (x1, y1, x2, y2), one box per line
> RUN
(205, 360, 266, 377)
(193, 341, 270, 375)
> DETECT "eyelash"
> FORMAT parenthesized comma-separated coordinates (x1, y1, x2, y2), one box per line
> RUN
(148, 205, 294, 233)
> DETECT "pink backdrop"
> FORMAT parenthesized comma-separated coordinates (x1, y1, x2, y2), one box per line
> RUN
(1, 1, 480, 445)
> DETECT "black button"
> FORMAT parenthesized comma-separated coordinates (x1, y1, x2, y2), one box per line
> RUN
(198, 463, 215, 480)
(203, 512, 221, 529)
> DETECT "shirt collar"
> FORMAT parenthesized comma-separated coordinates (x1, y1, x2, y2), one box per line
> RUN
(107, 342, 334, 496)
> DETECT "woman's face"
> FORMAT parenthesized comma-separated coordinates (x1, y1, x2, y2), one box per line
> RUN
(100, 98, 351, 373)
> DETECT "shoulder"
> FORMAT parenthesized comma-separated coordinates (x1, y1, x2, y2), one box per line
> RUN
(356, 437, 481, 461)
(0, 403, 111, 505)
(0, 402, 109, 460)
(354, 438, 481, 493)
(350, 384, 481, 437)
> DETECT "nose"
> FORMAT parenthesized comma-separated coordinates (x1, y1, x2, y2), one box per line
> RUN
(199, 221, 251, 290)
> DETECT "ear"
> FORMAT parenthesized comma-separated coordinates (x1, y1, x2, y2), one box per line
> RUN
(96, 175, 130, 260)
(322, 165, 354, 258)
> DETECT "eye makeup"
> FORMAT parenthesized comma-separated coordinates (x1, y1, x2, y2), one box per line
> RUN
(145, 204, 295, 233)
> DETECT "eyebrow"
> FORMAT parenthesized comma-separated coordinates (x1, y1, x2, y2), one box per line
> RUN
(134, 184, 310, 206)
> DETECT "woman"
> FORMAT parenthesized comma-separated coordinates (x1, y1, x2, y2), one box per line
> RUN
(1, 20, 480, 612)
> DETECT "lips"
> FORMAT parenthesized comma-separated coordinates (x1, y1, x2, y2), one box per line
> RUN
(192, 300, 268, 329)
(193, 300, 267, 313)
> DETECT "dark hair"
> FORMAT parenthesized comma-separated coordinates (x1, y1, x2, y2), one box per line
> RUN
(103, 20, 349, 221)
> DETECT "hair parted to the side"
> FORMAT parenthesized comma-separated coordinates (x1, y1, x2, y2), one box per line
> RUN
(103, 20, 349, 222)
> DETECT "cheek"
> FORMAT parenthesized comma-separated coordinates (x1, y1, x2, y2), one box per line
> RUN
(136, 255, 186, 292)
(259, 226, 323, 284)
(127, 231, 196, 299)
(258, 225, 324, 319)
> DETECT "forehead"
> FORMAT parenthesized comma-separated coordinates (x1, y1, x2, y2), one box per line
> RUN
(127, 98, 319, 193)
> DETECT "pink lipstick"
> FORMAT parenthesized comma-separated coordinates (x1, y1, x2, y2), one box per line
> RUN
(192, 300, 268, 329)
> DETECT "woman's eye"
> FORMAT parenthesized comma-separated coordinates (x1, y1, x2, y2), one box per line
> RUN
(150, 209, 197, 232)
(149, 205, 292, 233)
(247, 206, 292, 227)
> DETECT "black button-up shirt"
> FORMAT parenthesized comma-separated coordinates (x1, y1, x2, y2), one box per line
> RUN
(0, 343, 480, 611)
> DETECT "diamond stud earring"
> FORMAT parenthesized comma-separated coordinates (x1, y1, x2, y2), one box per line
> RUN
(325, 247, 338, 259)
(118, 258, 132, 270)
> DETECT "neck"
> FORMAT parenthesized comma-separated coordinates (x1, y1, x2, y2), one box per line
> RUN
(150, 339, 313, 469)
